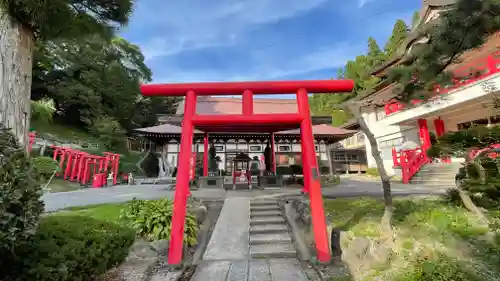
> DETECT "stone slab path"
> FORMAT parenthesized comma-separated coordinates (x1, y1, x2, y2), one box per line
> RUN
(203, 198, 250, 260)
(191, 198, 308, 281)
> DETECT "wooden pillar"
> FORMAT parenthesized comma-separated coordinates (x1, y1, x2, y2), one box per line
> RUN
(326, 143, 334, 176)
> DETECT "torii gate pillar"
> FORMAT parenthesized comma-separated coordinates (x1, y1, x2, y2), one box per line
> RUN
(141, 80, 354, 265)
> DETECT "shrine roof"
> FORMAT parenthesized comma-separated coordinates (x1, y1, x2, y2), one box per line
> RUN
(134, 123, 203, 134)
(133, 123, 355, 137)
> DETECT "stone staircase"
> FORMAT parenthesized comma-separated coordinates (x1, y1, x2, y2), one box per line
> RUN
(249, 199, 297, 258)
(410, 162, 461, 188)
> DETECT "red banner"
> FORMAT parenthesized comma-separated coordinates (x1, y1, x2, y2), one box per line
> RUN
(189, 152, 196, 181)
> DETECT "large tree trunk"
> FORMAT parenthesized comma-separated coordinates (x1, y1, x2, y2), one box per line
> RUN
(0, 8, 34, 148)
(358, 116, 394, 237)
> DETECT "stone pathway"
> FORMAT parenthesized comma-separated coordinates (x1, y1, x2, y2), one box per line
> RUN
(43, 179, 448, 212)
(191, 198, 308, 281)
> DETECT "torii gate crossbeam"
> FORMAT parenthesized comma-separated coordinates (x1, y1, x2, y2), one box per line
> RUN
(141, 80, 354, 265)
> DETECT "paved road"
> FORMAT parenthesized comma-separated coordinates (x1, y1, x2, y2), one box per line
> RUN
(42, 178, 447, 212)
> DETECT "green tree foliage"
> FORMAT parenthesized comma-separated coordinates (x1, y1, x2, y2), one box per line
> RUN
(91, 116, 127, 152)
(411, 11, 421, 30)
(384, 19, 409, 57)
(309, 37, 386, 124)
(367, 36, 387, 68)
(30, 99, 56, 125)
(388, 0, 500, 102)
(0, 124, 44, 261)
(32, 36, 179, 133)
(0, 0, 133, 40)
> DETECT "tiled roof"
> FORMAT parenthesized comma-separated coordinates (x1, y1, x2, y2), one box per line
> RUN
(175, 97, 298, 115)
(134, 123, 355, 137)
(134, 123, 203, 134)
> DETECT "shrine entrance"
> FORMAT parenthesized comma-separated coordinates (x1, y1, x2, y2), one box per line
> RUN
(140, 79, 354, 265)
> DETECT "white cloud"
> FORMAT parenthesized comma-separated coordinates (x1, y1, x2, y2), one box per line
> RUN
(152, 42, 364, 83)
(133, 0, 331, 60)
(358, 0, 376, 8)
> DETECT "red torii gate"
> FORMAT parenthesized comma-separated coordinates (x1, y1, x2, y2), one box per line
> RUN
(140, 80, 354, 265)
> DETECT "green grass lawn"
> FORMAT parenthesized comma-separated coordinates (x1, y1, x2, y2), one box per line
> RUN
(44, 178, 81, 193)
(324, 197, 499, 281)
(31, 119, 98, 143)
(54, 203, 127, 225)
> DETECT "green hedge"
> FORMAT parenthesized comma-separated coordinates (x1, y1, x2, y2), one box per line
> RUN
(32, 156, 59, 180)
(3, 215, 135, 281)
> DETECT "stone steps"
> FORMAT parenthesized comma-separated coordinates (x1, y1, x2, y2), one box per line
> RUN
(250, 216, 285, 225)
(250, 243, 297, 258)
(250, 210, 282, 217)
(250, 224, 288, 234)
(250, 233, 292, 245)
(410, 163, 460, 187)
(248, 199, 297, 259)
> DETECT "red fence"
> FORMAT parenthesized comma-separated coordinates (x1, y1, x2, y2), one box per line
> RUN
(392, 147, 431, 183)
(384, 50, 500, 115)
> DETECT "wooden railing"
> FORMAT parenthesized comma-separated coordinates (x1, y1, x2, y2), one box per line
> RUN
(392, 147, 430, 184)
(384, 50, 500, 115)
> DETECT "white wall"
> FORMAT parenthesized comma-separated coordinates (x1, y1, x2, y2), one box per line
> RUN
(361, 108, 420, 175)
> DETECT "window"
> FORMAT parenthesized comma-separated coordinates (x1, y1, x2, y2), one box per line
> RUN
(378, 137, 406, 149)
(357, 133, 365, 142)
(348, 154, 358, 161)
(215, 145, 224, 152)
(249, 145, 261, 152)
(278, 145, 291, 152)
(334, 153, 345, 161)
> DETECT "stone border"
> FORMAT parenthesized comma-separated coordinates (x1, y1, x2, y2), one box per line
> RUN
(198, 176, 224, 189)
(282, 200, 312, 261)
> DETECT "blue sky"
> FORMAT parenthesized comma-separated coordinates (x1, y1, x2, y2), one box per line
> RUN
(121, 0, 421, 87)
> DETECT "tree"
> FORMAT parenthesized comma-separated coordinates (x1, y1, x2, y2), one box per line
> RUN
(31, 35, 176, 133)
(0, 0, 133, 147)
(91, 116, 126, 152)
(386, 0, 500, 219)
(384, 20, 409, 57)
(388, 0, 500, 103)
(367, 37, 387, 68)
(411, 11, 420, 30)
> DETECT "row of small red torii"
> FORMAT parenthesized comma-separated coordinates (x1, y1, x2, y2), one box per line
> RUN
(27, 133, 120, 187)
(51, 147, 121, 187)
(140, 79, 355, 265)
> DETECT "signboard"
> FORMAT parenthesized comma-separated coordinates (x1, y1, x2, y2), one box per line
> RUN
(480, 80, 499, 94)
(189, 152, 196, 181)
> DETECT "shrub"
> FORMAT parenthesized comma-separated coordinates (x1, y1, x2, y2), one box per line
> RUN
(321, 175, 340, 185)
(120, 198, 199, 246)
(32, 156, 59, 180)
(366, 167, 380, 177)
(0, 124, 44, 262)
(2, 215, 135, 281)
(396, 254, 486, 281)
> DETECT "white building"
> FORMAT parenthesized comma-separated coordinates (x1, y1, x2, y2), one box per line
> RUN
(357, 1, 500, 182)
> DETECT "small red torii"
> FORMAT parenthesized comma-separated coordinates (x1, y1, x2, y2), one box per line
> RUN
(140, 79, 354, 265)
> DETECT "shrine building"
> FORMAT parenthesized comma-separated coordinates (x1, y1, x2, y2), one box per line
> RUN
(133, 97, 355, 176)
(349, 0, 500, 183)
